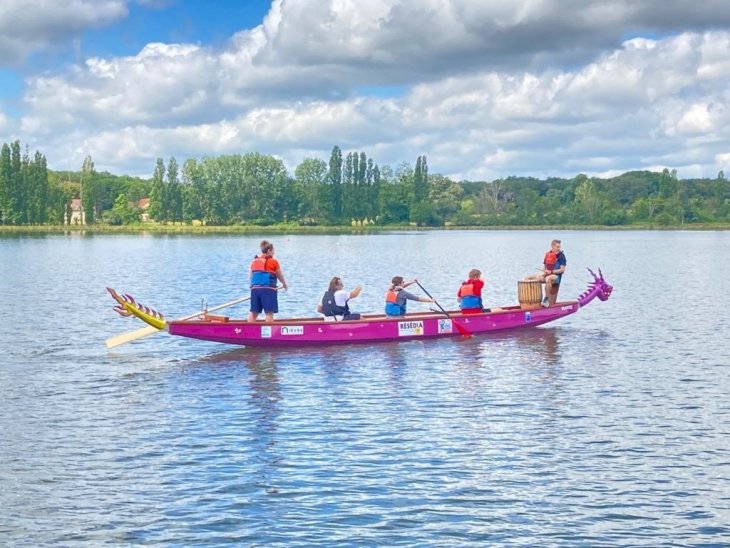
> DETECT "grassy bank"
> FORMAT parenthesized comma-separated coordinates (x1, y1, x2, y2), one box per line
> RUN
(1, 222, 729, 234)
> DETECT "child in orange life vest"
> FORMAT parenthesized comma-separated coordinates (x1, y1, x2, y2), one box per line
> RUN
(457, 269, 488, 314)
(384, 276, 435, 316)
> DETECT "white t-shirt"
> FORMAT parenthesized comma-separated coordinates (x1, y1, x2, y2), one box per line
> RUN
(333, 289, 349, 307)
(322, 289, 351, 321)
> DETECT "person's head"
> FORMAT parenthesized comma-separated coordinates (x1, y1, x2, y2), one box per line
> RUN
(550, 239, 561, 252)
(468, 268, 481, 280)
(260, 240, 274, 256)
(391, 276, 404, 288)
(328, 276, 344, 292)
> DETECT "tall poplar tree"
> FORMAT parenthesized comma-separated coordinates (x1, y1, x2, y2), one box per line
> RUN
(328, 146, 343, 220)
(9, 141, 21, 224)
(148, 158, 166, 222)
(81, 155, 96, 224)
(0, 143, 9, 224)
(167, 157, 182, 223)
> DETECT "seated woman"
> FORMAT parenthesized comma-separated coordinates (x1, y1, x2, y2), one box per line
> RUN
(457, 268, 490, 314)
(318, 277, 362, 321)
(384, 276, 435, 316)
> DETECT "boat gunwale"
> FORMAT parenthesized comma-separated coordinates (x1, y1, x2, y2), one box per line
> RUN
(170, 300, 580, 326)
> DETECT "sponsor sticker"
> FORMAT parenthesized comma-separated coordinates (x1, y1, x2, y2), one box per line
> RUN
(525, 311, 532, 323)
(398, 320, 424, 336)
(281, 325, 304, 336)
(261, 325, 272, 338)
(561, 305, 573, 311)
(438, 319, 453, 334)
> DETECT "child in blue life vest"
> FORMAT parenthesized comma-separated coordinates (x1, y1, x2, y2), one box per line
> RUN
(457, 269, 487, 314)
(384, 276, 435, 316)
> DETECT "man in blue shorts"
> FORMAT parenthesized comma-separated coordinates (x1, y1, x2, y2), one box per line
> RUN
(247, 240, 288, 323)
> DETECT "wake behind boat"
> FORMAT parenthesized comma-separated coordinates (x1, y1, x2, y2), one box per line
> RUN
(107, 269, 612, 348)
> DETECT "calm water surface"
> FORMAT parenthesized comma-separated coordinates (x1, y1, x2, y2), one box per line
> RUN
(1, 230, 729, 546)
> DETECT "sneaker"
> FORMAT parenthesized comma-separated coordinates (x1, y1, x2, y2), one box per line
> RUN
(542, 297, 549, 307)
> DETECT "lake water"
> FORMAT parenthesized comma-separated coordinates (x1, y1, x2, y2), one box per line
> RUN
(1, 230, 729, 546)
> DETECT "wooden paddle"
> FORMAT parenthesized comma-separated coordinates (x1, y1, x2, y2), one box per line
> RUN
(105, 294, 251, 349)
(415, 281, 472, 338)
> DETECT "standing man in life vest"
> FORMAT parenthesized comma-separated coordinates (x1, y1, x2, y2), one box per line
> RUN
(524, 239, 567, 306)
(247, 240, 288, 323)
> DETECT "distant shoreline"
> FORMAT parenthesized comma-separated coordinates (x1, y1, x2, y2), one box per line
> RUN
(1, 223, 729, 234)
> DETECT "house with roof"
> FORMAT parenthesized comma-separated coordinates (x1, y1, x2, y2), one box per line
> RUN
(138, 197, 150, 222)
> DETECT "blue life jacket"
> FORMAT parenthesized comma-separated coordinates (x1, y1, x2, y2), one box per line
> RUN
(385, 288, 406, 316)
(250, 255, 277, 287)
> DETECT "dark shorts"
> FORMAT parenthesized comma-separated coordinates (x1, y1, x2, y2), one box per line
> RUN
(250, 287, 278, 314)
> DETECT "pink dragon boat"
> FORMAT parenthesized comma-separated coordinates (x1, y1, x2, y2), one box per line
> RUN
(107, 269, 612, 348)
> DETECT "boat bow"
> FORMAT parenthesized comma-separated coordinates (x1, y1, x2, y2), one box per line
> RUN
(577, 268, 613, 307)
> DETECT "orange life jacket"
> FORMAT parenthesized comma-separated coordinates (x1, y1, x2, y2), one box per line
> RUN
(544, 250, 559, 270)
(458, 283, 476, 297)
(385, 288, 406, 315)
(458, 280, 481, 310)
(250, 255, 276, 287)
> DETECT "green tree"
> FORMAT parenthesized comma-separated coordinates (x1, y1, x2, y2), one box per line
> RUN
(81, 155, 96, 224)
(148, 158, 166, 222)
(167, 157, 182, 223)
(328, 146, 343, 220)
(413, 155, 429, 204)
(0, 143, 10, 224)
(574, 179, 603, 223)
(294, 157, 328, 222)
(106, 193, 140, 225)
(8, 141, 21, 224)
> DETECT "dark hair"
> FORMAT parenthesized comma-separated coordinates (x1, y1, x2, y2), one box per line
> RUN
(391, 276, 404, 287)
(328, 277, 342, 292)
(260, 240, 274, 253)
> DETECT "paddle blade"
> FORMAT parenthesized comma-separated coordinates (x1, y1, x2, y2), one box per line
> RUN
(454, 321, 473, 338)
(105, 325, 162, 349)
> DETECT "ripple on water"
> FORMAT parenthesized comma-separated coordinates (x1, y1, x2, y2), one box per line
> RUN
(2, 231, 730, 545)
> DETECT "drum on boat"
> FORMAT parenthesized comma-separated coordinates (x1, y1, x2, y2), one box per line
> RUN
(518, 280, 542, 310)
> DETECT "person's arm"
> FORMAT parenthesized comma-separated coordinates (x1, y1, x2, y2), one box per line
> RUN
(348, 285, 362, 300)
(475, 279, 484, 295)
(402, 289, 434, 303)
(275, 266, 288, 290)
(401, 279, 417, 289)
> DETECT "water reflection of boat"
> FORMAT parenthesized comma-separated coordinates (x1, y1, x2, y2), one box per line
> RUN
(108, 270, 613, 349)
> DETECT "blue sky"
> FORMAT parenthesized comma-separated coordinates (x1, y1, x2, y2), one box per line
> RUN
(1, 0, 730, 180)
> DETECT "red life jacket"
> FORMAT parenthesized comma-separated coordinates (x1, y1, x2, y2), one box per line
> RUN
(385, 289, 399, 303)
(544, 250, 559, 269)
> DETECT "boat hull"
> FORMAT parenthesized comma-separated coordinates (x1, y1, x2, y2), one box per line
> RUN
(167, 303, 580, 347)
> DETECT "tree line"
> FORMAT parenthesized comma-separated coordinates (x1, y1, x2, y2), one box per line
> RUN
(1, 140, 728, 227)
